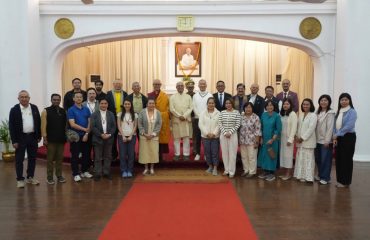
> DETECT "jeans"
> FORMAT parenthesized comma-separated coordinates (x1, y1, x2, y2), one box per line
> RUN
(15, 133, 38, 181)
(70, 139, 89, 176)
(118, 136, 136, 173)
(202, 138, 219, 166)
(315, 143, 333, 181)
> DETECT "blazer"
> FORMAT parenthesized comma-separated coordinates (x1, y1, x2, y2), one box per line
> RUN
(9, 103, 41, 144)
(106, 90, 128, 117)
(213, 92, 232, 112)
(247, 94, 265, 117)
(276, 91, 299, 113)
(138, 109, 162, 136)
(126, 93, 148, 111)
(90, 110, 117, 145)
(296, 112, 317, 148)
(316, 109, 335, 144)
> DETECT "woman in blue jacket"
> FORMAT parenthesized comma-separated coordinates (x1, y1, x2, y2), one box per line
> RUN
(333, 93, 357, 188)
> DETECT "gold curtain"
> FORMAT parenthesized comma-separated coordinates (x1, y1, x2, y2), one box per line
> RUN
(62, 37, 312, 99)
(281, 47, 314, 103)
(202, 38, 285, 95)
(62, 38, 163, 95)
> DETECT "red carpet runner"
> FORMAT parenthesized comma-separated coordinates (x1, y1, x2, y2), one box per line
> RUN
(99, 182, 258, 240)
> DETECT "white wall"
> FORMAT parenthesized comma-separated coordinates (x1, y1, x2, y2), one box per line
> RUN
(38, 1, 336, 106)
(334, 0, 370, 161)
(0, 0, 42, 118)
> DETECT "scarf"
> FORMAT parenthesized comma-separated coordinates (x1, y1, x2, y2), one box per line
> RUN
(336, 106, 351, 131)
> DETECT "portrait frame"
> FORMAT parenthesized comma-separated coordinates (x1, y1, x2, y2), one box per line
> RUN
(175, 42, 202, 77)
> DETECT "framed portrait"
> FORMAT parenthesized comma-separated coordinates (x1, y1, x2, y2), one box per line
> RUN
(175, 42, 201, 77)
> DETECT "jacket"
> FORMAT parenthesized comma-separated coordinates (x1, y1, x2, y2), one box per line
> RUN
(9, 103, 41, 144)
(90, 110, 117, 145)
(296, 112, 317, 148)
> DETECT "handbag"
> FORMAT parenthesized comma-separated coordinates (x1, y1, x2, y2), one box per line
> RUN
(66, 129, 80, 142)
(267, 147, 276, 159)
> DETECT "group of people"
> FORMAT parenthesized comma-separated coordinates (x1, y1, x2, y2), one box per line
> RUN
(9, 77, 357, 189)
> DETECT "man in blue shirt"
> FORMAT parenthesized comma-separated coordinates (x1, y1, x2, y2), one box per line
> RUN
(67, 92, 92, 182)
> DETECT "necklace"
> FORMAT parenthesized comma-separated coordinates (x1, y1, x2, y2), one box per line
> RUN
(124, 113, 132, 125)
(101, 113, 106, 125)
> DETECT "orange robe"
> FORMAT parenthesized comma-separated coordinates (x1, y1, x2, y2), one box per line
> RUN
(148, 90, 171, 144)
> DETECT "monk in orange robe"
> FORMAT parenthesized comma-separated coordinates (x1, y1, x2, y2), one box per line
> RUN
(147, 79, 171, 161)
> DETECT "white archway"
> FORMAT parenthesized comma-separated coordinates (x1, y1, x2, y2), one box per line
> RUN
(46, 28, 330, 104)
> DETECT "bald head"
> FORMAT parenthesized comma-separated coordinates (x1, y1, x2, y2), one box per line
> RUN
(282, 79, 291, 92)
(250, 83, 259, 95)
(153, 79, 162, 91)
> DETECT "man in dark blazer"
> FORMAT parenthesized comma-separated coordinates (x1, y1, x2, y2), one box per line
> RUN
(126, 82, 148, 139)
(247, 83, 265, 118)
(106, 79, 127, 160)
(63, 78, 87, 110)
(90, 99, 117, 181)
(9, 90, 41, 188)
(126, 82, 148, 114)
(264, 86, 280, 113)
(233, 83, 249, 114)
(213, 80, 232, 111)
(276, 79, 299, 113)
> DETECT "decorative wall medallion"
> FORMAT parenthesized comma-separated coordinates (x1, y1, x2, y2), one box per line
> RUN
(177, 16, 194, 32)
(54, 18, 75, 39)
(299, 17, 322, 40)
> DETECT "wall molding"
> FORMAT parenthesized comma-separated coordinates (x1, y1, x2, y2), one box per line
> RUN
(39, 1, 337, 16)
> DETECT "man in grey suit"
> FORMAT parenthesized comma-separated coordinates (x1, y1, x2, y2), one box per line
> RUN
(90, 99, 117, 181)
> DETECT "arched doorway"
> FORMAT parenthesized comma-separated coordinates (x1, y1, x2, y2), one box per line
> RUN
(47, 29, 330, 103)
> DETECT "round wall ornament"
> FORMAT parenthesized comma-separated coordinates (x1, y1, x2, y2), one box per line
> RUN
(54, 18, 75, 39)
(299, 17, 322, 40)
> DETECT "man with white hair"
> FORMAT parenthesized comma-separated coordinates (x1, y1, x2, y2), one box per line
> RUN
(126, 81, 148, 115)
(170, 81, 193, 161)
(106, 79, 128, 160)
(247, 83, 265, 117)
(192, 79, 212, 160)
(9, 90, 41, 188)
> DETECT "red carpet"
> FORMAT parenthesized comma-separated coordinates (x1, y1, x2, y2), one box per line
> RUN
(99, 182, 258, 240)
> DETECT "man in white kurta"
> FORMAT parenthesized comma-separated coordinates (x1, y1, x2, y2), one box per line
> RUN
(192, 79, 213, 160)
(170, 81, 193, 161)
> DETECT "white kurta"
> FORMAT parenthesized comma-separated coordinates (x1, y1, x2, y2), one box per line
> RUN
(170, 92, 193, 139)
